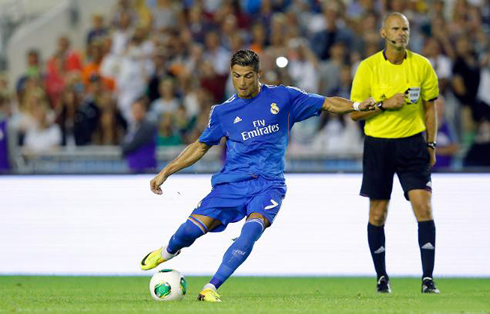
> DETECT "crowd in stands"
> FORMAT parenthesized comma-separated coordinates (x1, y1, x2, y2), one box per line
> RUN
(1, 0, 490, 172)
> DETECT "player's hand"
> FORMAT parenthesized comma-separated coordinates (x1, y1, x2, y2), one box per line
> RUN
(428, 147, 436, 167)
(150, 173, 168, 195)
(358, 97, 376, 111)
(383, 93, 406, 110)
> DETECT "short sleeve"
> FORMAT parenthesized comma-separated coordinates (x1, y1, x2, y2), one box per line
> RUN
(287, 86, 325, 123)
(199, 105, 225, 146)
(351, 60, 372, 102)
(421, 60, 439, 102)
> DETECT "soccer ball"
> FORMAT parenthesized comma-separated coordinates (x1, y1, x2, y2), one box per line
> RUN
(149, 269, 187, 301)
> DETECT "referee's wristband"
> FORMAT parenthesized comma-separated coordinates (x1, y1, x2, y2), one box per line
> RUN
(353, 102, 361, 111)
(377, 101, 386, 111)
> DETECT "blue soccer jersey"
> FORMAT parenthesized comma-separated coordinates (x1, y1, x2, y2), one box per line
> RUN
(199, 84, 325, 186)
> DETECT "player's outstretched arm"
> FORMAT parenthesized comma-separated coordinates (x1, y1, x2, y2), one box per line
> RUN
(150, 140, 211, 195)
(322, 97, 376, 114)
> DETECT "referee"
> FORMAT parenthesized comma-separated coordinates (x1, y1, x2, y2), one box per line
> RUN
(350, 12, 440, 294)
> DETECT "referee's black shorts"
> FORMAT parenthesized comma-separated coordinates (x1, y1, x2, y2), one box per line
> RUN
(360, 132, 432, 201)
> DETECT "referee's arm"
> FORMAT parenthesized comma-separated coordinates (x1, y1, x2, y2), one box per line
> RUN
(423, 100, 437, 144)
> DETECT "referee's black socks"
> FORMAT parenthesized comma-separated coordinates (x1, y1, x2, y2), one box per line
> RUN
(418, 220, 436, 279)
(368, 223, 388, 280)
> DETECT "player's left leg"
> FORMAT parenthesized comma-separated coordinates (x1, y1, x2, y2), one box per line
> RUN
(408, 189, 440, 294)
(397, 133, 440, 293)
(198, 213, 269, 302)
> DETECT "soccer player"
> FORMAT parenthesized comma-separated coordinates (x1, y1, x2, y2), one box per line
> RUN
(141, 49, 376, 302)
(350, 12, 440, 294)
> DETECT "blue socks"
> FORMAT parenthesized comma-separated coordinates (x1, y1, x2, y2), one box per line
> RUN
(418, 220, 436, 278)
(167, 217, 207, 254)
(209, 218, 265, 289)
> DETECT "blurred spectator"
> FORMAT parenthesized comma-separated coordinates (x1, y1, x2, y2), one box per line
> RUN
(423, 37, 452, 94)
(452, 35, 481, 141)
(318, 42, 347, 96)
(433, 97, 459, 171)
(476, 45, 490, 121)
(187, 5, 213, 44)
(56, 88, 81, 146)
(0, 92, 15, 171)
(203, 30, 231, 76)
(248, 23, 267, 56)
(87, 14, 109, 46)
(111, 12, 133, 56)
(82, 41, 116, 90)
(149, 78, 180, 122)
(151, 0, 181, 31)
(23, 104, 62, 154)
(200, 61, 227, 103)
(156, 112, 183, 146)
(310, 1, 354, 60)
(92, 92, 127, 145)
(122, 97, 156, 172)
(116, 27, 155, 122)
(287, 38, 319, 93)
(463, 120, 490, 167)
(45, 36, 83, 107)
(111, 0, 139, 28)
(174, 104, 196, 144)
(16, 50, 44, 100)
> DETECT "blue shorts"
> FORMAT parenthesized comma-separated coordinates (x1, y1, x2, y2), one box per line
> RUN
(192, 176, 287, 232)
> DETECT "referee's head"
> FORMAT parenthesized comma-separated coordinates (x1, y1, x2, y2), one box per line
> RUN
(381, 12, 410, 50)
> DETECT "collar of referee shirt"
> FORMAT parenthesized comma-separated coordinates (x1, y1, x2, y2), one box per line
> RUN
(383, 50, 407, 61)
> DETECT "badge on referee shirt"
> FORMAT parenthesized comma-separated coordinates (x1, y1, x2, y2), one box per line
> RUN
(407, 87, 421, 104)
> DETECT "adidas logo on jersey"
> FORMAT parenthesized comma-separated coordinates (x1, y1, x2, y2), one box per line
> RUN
(234, 116, 242, 124)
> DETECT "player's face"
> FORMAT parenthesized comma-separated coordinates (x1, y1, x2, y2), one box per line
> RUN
(231, 65, 261, 99)
(382, 15, 410, 49)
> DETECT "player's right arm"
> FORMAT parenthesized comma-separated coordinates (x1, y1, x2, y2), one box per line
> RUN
(150, 140, 211, 195)
(350, 94, 406, 121)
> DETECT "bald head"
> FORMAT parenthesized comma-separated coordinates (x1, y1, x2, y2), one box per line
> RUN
(382, 12, 409, 29)
(381, 12, 410, 49)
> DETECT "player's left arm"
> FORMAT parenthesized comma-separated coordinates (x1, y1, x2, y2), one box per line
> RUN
(422, 59, 440, 167)
(423, 99, 437, 167)
(322, 97, 376, 114)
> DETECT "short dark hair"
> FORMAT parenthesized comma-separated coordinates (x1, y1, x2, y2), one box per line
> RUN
(230, 49, 260, 73)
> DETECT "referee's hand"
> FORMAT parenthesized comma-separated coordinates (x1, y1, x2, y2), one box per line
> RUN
(358, 97, 377, 111)
(382, 93, 406, 110)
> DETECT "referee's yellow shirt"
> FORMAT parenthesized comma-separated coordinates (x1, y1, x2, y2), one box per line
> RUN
(351, 50, 439, 138)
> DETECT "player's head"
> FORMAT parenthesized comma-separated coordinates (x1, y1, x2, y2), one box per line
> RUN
(230, 49, 262, 99)
(381, 12, 410, 50)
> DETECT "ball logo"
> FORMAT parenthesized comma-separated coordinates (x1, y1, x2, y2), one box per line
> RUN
(270, 103, 279, 114)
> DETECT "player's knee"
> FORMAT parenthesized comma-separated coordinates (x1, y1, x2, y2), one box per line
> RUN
(415, 205, 433, 221)
(176, 219, 206, 241)
(247, 213, 270, 228)
(369, 210, 387, 225)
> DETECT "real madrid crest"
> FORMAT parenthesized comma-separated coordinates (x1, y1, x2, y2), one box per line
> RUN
(270, 103, 279, 114)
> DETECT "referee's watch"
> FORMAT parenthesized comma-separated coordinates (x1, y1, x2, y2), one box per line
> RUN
(377, 101, 386, 111)
(427, 142, 437, 149)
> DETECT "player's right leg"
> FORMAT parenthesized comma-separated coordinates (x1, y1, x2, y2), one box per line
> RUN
(361, 136, 396, 293)
(368, 199, 391, 293)
(141, 215, 220, 270)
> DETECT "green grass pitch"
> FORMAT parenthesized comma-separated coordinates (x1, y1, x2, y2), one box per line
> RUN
(1, 276, 489, 313)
